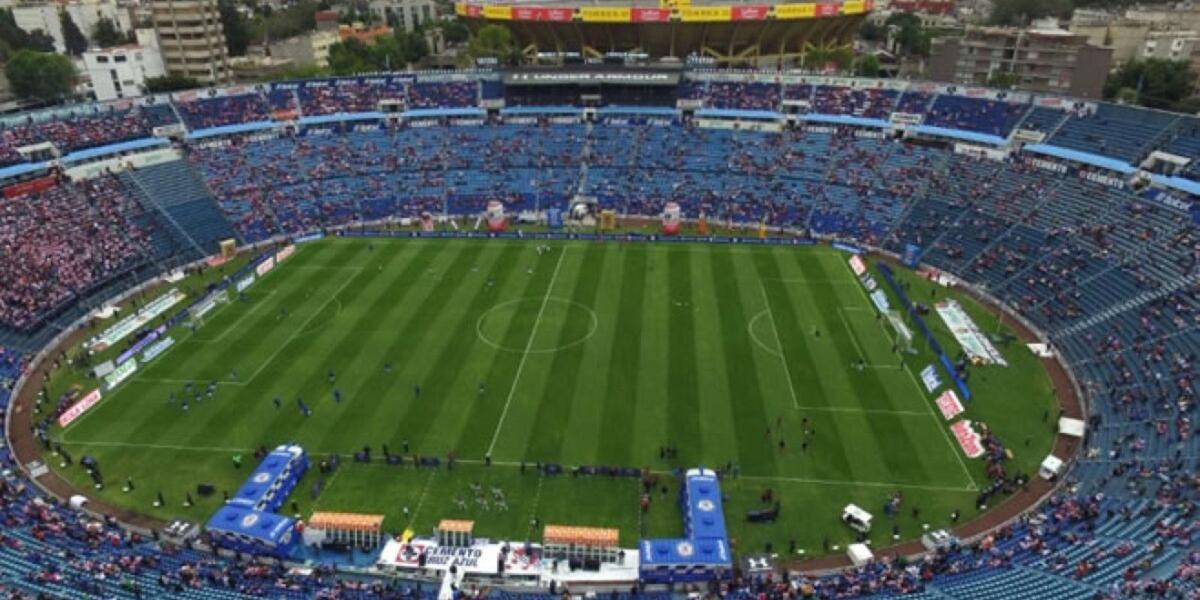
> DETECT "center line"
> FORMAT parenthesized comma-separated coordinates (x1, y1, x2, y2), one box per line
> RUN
(760, 282, 800, 409)
(486, 247, 568, 456)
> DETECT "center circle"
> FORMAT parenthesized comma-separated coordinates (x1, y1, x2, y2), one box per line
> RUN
(476, 298, 598, 354)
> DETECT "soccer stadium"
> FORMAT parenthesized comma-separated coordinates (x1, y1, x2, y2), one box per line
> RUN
(0, 65, 1195, 600)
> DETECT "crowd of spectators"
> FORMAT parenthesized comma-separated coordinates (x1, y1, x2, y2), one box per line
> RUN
(924, 96, 1028, 137)
(176, 94, 273, 130)
(0, 104, 179, 165)
(408, 81, 479, 109)
(811, 86, 898, 119)
(297, 80, 408, 116)
(0, 175, 150, 330)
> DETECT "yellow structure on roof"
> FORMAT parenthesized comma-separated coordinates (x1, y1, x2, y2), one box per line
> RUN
(437, 519, 476, 547)
(309, 512, 385, 532)
(306, 512, 386, 549)
(543, 525, 619, 547)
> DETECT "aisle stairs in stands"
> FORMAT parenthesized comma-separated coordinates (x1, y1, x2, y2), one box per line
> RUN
(119, 160, 241, 259)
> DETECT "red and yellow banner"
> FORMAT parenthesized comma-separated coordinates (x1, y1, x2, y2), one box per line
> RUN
(773, 3, 815, 18)
(512, 6, 573, 21)
(731, 4, 770, 20)
(579, 7, 631, 22)
(814, 2, 839, 15)
(482, 4, 512, 19)
(631, 7, 671, 21)
(679, 5, 731, 21)
(460, 1, 868, 22)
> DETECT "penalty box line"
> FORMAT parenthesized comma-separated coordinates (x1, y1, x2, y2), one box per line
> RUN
(54, 439, 976, 493)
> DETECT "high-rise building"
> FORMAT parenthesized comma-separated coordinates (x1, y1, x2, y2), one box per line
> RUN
(151, 0, 230, 85)
(929, 24, 1113, 98)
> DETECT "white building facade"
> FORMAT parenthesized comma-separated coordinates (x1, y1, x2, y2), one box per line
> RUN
(81, 29, 166, 101)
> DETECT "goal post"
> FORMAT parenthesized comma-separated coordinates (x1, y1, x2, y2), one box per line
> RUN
(885, 310, 915, 353)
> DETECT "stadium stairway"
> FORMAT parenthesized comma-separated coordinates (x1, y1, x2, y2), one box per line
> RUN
(119, 161, 241, 260)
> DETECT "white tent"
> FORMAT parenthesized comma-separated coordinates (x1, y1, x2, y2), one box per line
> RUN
(1058, 417, 1085, 438)
(847, 543, 874, 567)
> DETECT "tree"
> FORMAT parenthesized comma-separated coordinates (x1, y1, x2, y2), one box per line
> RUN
(25, 29, 55, 53)
(394, 30, 428, 65)
(1103, 58, 1196, 110)
(855, 54, 881, 77)
(463, 24, 518, 66)
(0, 9, 55, 59)
(59, 9, 88, 55)
(277, 64, 329, 80)
(91, 16, 125, 48)
(219, 0, 251, 56)
(328, 38, 374, 74)
(144, 74, 199, 93)
(803, 44, 854, 71)
(252, 1, 319, 42)
(1114, 86, 1138, 105)
(987, 70, 1021, 89)
(988, 0, 1071, 26)
(885, 13, 931, 57)
(858, 19, 884, 43)
(441, 17, 469, 45)
(6, 50, 76, 102)
(372, 34, 406, 70)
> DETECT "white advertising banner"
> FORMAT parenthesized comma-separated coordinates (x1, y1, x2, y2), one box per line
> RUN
(934, 299, 1008, 366)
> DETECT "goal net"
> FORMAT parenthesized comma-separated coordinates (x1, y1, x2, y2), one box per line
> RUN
(885, 311, 915, 353)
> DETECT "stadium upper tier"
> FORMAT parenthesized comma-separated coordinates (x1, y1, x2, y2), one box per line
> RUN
(0, 70, 1196, 599)
(0, 72, 1197, 183)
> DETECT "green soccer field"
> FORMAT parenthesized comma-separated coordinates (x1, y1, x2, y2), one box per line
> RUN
(46, 236, 1057, 557)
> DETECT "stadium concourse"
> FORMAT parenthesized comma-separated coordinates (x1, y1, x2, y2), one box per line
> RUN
(0, 68, 1195, 598)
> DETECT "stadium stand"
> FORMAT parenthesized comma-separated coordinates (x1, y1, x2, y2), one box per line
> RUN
(118, 160, 240, 257)
(924, 96, 1028, 137)
(0, 70, 1196, 599)
(1048, 104, 1180, 163)
(176, 94, 273, 131)
(0, 176, 153, 331)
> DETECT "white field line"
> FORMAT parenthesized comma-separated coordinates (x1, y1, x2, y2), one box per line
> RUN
(759, 282, 800, 409)
(837, 307, 869, 363)
(58, 438, 975, 492)
(406, 470, 437, 529)
(195, 290, 278, 344)
(843, 260, 979, 491)
(485, 247, 568, 457)
(59, 282, 254, 435)
(238, 268, 362, 386)
(310, 467, 342, 512)
(793, 405, 929, 416)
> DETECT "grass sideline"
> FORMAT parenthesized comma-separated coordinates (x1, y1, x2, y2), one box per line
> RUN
(44, 236, 1056, 558)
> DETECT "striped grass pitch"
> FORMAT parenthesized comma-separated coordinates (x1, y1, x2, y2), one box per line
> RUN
(52, 237, 1057, 555)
